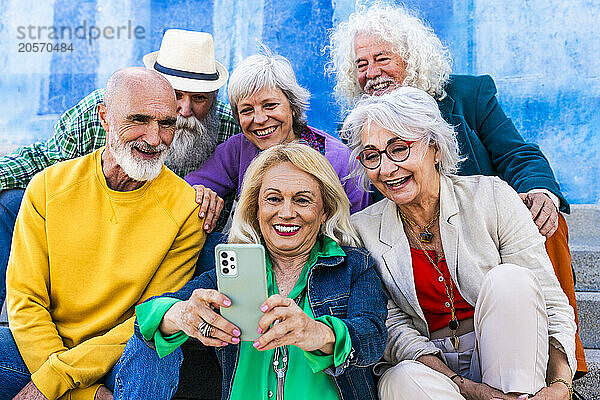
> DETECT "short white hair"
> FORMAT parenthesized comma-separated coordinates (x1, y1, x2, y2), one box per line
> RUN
(228, 53, 310, 135)
(228, 142, 361, 248)
(327, 3, 452, 105)
(341, 87, 463, 190)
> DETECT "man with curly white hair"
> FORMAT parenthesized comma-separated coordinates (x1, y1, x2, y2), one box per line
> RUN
(329, 3, 587, 377)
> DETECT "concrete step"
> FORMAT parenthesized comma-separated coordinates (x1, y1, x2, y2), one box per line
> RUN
(576, 292, 600, 349)
(565, 205, 600, 250)
(573, 248, 600, 292)
(574, 349, 600, 399)
(565, 205, 600, 292)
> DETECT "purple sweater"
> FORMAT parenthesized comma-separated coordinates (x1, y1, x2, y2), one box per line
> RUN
(185, 127, 370, 214)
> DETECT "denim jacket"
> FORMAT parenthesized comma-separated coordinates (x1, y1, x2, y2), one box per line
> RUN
(137, 234, 388, 400)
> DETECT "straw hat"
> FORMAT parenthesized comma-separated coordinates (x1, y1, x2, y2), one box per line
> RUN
(143, 29, 228, 93)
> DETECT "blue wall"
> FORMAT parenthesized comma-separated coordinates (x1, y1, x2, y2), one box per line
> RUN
(0, 0, 598, 204)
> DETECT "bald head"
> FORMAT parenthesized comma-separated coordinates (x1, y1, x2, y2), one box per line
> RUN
(104, 67, 176, 112)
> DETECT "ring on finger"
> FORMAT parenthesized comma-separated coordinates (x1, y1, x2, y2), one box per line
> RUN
(207, 325, 215, 337)
(198, 320, 214, 337)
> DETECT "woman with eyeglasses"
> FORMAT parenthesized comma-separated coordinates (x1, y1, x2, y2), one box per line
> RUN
(343, 87, 576, 400)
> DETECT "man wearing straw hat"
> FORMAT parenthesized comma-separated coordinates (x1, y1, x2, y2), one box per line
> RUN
(0, 29, 239, 310)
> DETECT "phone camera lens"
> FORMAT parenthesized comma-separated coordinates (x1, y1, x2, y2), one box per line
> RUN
(222, 268, 229, 274)
(221, 252, 228, 258)
(231, 265, 235, 269)
(222, 260, 228, 266)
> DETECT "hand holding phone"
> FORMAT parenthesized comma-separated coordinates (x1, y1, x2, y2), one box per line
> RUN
(252, 294, 337, 353)
(160, 288, 241, 347)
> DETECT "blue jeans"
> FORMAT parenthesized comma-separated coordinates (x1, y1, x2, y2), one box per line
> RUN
(112, 334, 183, 400)
(0, 325, 121, 400)
(0, 326, 29, 399)
(0, 189, 25, 309)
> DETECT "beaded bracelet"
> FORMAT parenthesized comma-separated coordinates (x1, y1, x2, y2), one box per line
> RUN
(548, 378, 573, 400)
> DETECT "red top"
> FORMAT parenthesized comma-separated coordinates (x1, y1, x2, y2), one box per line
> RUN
(411, 247, 475, 333)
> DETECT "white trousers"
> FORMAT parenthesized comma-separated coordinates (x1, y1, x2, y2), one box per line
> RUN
(379, 264, 549, 399)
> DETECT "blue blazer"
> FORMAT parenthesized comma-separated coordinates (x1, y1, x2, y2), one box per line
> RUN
(438, 74, 569, 212)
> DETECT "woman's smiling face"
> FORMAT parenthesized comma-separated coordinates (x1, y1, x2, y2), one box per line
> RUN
(257, 162, 327, 259)
(361, 123, 439, 208)
(237, 87, 296, 151)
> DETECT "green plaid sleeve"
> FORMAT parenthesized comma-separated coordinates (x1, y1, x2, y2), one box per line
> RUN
(214, 99, 241, 144)
(0, 89, 108, 190)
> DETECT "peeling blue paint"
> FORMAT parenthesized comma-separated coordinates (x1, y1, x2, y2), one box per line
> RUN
(41, 0, 98, 114)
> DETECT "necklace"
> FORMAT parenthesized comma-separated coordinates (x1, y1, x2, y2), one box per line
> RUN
(399, 209, 460, 350)
(273, 345, 288, 400)
(398, 207, 440, 243)
(272, 293, 302, 400)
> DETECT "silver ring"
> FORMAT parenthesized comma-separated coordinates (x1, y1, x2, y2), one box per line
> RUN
(198, 320, 213, 337)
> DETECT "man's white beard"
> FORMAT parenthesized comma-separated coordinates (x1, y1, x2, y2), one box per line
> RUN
(108, 134, 168, 182)
(165, 103, 220, 175)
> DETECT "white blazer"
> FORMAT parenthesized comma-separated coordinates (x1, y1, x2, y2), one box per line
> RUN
(351, 174, 576, 375)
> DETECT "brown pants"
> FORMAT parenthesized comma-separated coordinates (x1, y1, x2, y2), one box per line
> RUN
(546, 214, 587, 376)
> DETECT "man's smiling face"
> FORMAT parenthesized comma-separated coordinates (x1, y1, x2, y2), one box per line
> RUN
(354, 33, 408, 96)
(102, 80, 177, 182)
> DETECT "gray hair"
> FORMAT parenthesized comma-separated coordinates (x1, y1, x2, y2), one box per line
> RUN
(228, 53, 310, 136)
(228, 142, 361, 248)
(341, 87, 463, 190)
(327, 3, 452, 105)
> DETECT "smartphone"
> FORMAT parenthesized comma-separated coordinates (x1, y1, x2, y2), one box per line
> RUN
(215, 243, 268, 341)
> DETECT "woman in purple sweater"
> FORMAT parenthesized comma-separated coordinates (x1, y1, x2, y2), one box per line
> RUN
(185, 53, 370, 230)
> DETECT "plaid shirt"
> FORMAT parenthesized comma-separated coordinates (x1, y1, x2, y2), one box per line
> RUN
(0, 89, 241, 189)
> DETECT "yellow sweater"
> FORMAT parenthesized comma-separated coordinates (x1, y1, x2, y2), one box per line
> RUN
(6, 148, 204, 400)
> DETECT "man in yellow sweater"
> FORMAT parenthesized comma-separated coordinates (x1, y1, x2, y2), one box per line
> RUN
(1, 67, 204, 400)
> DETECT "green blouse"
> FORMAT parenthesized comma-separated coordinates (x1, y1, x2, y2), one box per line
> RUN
(137, 236, 352, 400)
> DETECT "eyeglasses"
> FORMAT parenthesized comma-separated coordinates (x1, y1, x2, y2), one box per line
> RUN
(357, 139, 417, 169)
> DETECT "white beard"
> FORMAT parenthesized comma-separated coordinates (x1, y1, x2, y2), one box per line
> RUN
(108, 134, 168, 182)
(164, 103, 220, 175)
